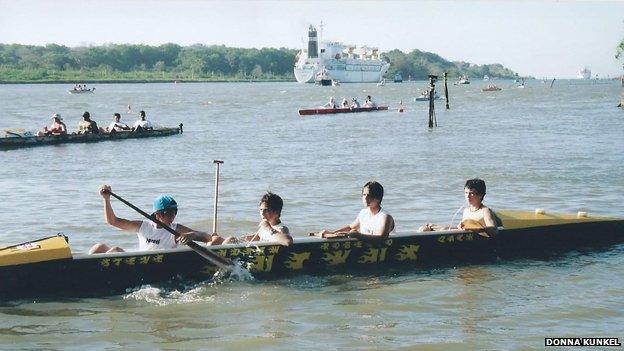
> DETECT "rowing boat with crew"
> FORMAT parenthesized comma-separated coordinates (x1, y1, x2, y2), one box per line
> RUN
(0, 124, 183, 150)
(1, 210, 622, 299)
(298, 106, 389, 116)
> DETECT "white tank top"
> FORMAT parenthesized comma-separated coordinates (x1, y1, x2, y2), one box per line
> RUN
(357, 208, 395, 235)
(462, 207, 487, 227)
(257, 223, 288, 242)
(137, 220, 178, 251)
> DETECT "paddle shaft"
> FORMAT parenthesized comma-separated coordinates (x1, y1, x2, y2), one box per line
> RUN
(106, 191, 231, 269)
(212, 160, 223, 234)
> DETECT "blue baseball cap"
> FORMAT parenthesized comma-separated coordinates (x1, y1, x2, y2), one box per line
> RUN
(153, 195, 177, 212)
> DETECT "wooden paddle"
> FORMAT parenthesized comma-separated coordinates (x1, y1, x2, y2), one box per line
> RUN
(106, 190, 233, 270)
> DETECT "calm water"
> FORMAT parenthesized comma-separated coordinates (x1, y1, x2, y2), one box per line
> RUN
(1, 80, 623, 350)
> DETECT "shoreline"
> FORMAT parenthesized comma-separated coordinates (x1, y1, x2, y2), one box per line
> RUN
(0, 78, 296, 84)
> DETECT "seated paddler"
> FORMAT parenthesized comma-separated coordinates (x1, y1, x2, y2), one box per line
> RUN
(89, 185, 210, 254)
(317, 181, 395, 239)
(202, 192, 293, 247)
(419, 178, 500, 237)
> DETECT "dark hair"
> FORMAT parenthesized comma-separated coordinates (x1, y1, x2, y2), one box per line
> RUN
(260, 192, 283, 215)
(140, 110, 146, 117)
(82, 111, 90, 119)
(465, 178, 486, 197)
(363, 181, 384, 202)
(113, 113, 121, 119)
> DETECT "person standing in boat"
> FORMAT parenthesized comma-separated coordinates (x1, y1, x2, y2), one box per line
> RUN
(132, 110, 153, 131)
(107, 113, 131, 132)
(38, 113, 67, 136)
(419, 178, 499, 237)
(317, 181, 395, 238)
(200, 192, 293, 247)
(363, 95, 377, 108)
(89, 185, 210, 254)
(77, 111, 100, 134)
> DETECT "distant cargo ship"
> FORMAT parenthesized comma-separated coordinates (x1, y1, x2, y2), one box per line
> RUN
(294, 25, 390, 83)
(577, 67, 591, 79)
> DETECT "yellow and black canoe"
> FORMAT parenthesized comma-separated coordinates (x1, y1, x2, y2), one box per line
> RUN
(1, 210, 622, 299)
(0, 124, 182, 150)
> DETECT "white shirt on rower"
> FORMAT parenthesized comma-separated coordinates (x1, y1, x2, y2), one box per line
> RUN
(257, 222, 289, 242)
(137, 220, 178, 251)
(108, 121, 130, 131)
(133, 119, 153, 129)
(356, 208, 395, 235)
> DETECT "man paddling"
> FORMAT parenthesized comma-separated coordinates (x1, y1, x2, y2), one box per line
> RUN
(317, 181, 395, 238)
(89, 185, 210, 254)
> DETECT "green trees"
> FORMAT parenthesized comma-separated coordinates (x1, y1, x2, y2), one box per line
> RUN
(384, 48, 517, 80)
(0, 43, 515, 82)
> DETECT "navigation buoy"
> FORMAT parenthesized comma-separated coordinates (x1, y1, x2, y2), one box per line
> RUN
(398, 100, 404, 113)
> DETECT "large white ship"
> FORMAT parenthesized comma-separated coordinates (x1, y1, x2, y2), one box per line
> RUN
(294, 25, 390, 83)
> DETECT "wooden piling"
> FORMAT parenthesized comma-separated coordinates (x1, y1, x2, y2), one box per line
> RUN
(444, 72, 450, 109)
(428, 75, 437, 128)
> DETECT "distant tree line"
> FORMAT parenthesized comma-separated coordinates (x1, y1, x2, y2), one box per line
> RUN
(0, 43, 517, 82)
(383, 49, 517, 80)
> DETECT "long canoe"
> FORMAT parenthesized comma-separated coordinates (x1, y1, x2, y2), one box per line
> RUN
(0, 124, 183, 150)
(299, 106, 389, 116)
(1, 210, 622, 300)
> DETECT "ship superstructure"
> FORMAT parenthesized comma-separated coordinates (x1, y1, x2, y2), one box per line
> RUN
(577, 67, 591, 79)
(294, 25, 390, 83)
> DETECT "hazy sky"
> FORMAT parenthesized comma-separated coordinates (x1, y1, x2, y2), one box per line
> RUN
(1, 0, 623, 78)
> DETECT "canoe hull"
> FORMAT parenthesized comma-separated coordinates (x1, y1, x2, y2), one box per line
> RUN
(299, 106, 389, 116)
(1, 215, 623, 300)
(0, 126, 182, 150)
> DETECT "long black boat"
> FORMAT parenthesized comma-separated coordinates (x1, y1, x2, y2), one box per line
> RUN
(1, 210, 622, 300)
(0, 124, 182, 150)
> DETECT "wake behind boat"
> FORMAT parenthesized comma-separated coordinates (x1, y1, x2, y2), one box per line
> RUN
(1, 210, 622, 299)
(0, 124, 183, 150)
(299, 106, 389, 116)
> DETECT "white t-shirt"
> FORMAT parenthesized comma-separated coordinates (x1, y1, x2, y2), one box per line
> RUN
(356, 208, 394, 235)
(257, 222, 289, 242)
(133, 120, 153, 129)
(108, 121, 130, 131)
(137, 221, 178, 251)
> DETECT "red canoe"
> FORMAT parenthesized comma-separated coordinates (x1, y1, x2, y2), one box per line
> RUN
(299, 106, 389, 116)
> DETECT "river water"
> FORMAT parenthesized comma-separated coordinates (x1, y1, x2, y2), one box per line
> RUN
(0, 80, 623, 350)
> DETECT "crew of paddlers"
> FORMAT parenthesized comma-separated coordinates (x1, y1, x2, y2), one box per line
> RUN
(37, 110, 154, 136)
(89, 178, 499, 254)
(323, 95, 377, 109)
(70, 84, 94, 92)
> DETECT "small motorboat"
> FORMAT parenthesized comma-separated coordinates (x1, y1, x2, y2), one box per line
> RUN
(455, 75, 470, 85)
(482, 84, 502, 92)
(68, 88, 95, 94)
(315, 68, 333, 86)
(414, 90, 440, 101)
(393, 74, 403, 83)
